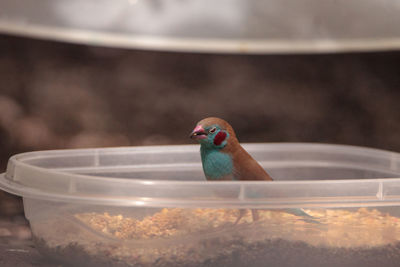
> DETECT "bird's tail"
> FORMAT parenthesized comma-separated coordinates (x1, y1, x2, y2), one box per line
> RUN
(284, 208, 321, 224)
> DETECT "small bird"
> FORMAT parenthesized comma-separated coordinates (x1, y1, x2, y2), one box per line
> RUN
(190, 117, 273, 182)
(190, 117, 316, 224)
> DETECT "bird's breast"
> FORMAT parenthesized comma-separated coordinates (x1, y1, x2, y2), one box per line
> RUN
(200, 148, 233, 180)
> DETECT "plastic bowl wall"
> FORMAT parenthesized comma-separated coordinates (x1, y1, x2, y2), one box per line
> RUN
(2, 143, 400, 267)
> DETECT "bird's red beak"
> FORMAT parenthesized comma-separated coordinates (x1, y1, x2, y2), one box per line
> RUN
(190, 125, 207, 140)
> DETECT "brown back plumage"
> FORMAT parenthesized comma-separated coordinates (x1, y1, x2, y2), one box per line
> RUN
(197, 117, 273, 181)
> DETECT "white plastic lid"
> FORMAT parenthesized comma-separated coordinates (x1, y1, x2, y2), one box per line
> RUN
(1, 0, 400, 53)
(1, 143, 400, 208)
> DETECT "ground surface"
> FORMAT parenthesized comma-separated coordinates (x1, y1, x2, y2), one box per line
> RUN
(0, 228, 56, 266)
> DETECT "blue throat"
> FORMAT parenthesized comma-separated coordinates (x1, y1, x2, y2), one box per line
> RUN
(200, 145, 233, 180)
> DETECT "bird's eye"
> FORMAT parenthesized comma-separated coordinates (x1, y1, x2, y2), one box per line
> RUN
(209, 127, 216, 133)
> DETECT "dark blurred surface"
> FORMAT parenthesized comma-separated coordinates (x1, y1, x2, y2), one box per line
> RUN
(0, 33, 400, 264)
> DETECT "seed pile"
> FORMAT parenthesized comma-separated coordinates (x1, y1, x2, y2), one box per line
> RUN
(33, 208, 400, 267)
(75, 208, 400, 247)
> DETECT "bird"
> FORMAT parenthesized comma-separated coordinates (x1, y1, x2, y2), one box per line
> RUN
(190, 117, 317, 224)
(190, 117, 272, 182)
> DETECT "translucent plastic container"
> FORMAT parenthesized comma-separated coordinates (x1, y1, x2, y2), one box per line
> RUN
(2, 143, 400, 267)
(1, 0, 400, 53)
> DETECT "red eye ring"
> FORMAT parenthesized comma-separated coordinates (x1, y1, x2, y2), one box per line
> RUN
(209, 127, 217, 133)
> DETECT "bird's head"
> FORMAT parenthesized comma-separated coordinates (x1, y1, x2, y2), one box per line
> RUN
(190, 117, 237, 149)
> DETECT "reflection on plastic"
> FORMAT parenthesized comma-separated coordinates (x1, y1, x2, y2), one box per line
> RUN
(1, 0, 400, 53)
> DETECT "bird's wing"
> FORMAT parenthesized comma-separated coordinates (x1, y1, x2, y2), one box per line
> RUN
(233, 146, 273, 181)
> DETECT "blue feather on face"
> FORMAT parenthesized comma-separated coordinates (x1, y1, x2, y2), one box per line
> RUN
(190, 123, 233, 180)
(198, 125, 229, 147)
